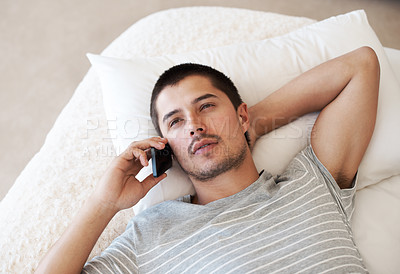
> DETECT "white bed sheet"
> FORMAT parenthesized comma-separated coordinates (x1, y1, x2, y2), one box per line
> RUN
(350, 47, 400, 274)
(0, 7, 398, 273)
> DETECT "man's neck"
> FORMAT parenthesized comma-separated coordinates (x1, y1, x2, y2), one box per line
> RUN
(190, 154, 259, 205)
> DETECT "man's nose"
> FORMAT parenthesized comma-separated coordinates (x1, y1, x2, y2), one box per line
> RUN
(190, 127, 204, 136)
(187, 118, 206, 137)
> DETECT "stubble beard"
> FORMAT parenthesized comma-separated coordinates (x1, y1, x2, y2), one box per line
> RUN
(177, 137, 248, 182)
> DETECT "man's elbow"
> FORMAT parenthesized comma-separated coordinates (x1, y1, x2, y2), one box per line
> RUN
(358, 46, 381, 80)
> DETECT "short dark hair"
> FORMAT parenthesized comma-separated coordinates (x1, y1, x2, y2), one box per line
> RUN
(150, 63, 244, 136)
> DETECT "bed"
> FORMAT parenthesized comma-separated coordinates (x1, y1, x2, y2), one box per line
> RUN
(0, 7, 399, 273)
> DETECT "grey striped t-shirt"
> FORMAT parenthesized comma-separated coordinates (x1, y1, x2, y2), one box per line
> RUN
(83, 145, 367, 273)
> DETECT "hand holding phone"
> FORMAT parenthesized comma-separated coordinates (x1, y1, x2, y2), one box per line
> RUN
(151, 143, 173, 177)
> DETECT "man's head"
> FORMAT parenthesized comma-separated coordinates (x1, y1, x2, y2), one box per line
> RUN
(151, 63, 244, 136)
(150, 63, 251, 181)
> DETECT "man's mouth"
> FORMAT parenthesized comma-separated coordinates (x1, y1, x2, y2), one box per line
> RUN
(191, 138, 219, 155)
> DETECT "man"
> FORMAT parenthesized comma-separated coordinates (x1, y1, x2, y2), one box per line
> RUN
(36, 46, 379, 273)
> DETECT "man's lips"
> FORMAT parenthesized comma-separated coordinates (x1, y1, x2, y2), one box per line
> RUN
(191, 138, 219, 154)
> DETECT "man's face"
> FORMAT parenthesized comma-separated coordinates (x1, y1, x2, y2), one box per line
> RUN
(155, 75, 249, 181)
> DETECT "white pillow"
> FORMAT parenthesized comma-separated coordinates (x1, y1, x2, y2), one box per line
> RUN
(88, 10, 400, 214)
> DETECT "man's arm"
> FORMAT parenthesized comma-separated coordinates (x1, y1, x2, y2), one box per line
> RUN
(35, 137, 168, 274)
(249, 46, 380, 188)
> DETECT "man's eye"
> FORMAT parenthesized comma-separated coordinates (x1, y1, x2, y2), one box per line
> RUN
(200, 103, 214, 111)
(169, 118, 182, 128)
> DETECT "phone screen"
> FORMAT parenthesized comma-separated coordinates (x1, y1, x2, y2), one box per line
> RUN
(151, 143, 173, 177)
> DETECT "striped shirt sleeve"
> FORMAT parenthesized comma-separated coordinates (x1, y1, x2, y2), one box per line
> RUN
(304, 145, 357, 221)
(83, 228, 138, 274)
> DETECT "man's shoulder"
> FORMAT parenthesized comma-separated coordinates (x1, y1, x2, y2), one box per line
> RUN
(272, 144, 335, 194)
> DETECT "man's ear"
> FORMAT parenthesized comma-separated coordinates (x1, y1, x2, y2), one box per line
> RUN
(237, 103, 250, 132)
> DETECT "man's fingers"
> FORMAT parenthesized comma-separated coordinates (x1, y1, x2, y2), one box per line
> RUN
(121, 137, 168, 163)
(141, 173, 167, 194)
(131, 148, 149, 167)
(130, 137, 167, 151)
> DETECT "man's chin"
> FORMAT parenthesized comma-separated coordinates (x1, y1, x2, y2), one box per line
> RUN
(176, 141, 247, 182)
(180, 157, 242, 182)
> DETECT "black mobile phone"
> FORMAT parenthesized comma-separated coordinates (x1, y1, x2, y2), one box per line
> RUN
(151, 143, 173, 177)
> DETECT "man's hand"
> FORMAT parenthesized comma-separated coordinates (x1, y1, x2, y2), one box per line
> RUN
(35, 137, 169, 274)
(92, 137, 168, 213)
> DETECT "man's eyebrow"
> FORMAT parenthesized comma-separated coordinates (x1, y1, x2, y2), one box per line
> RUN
(162, 94, 218, 124)
(162, 109, 181, 124)
(191, 93, 218, 105)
